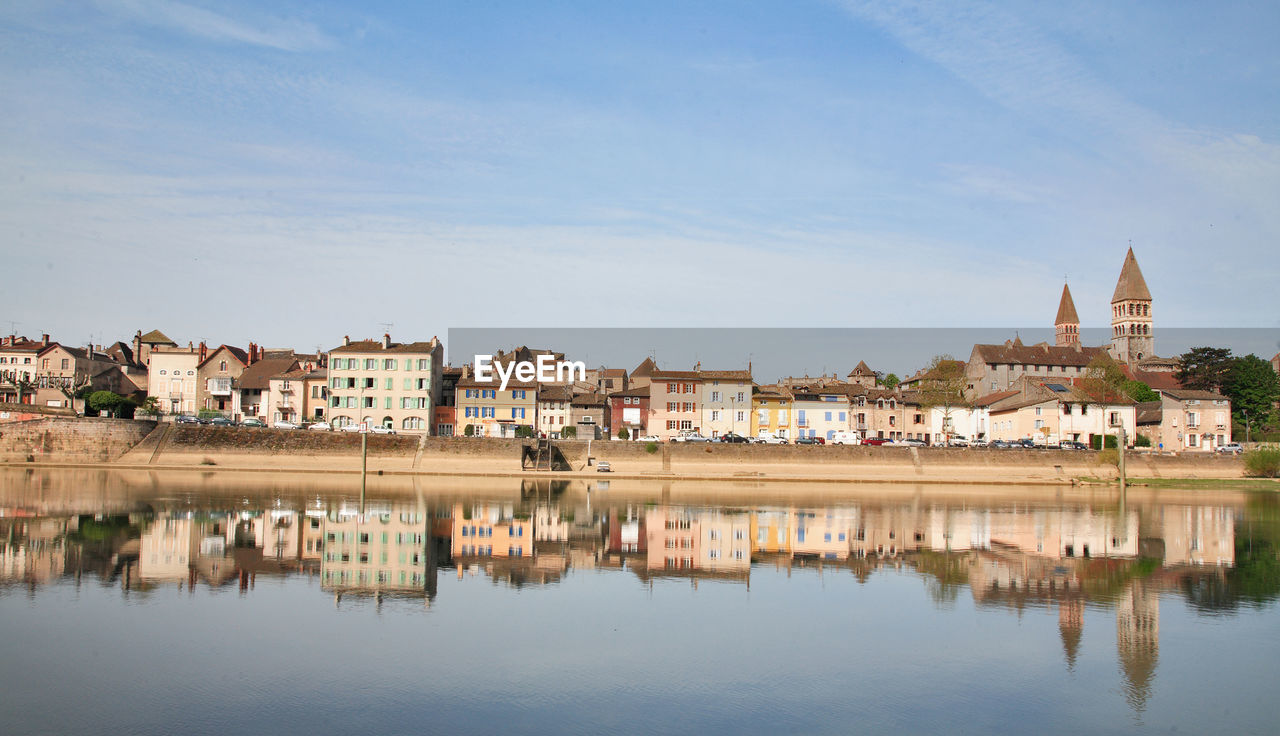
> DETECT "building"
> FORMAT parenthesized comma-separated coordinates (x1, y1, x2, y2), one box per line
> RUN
(233, 355, 299, 422)
(791, 387, 850, 441)
(1110, 247, 1154, 364)
(454, 371, 536, 437)
(965, 339, 1109, 398)
(1055, 283, 1081, 347)
(569, 391, 608, 439)
(608, 384, 651, 439)
(326, 335, 444, 433)
(648, 369, 703, 440)
(847, 360, 878, 388)
(146, 343, 201, 417)
(985, 376, 1137, 446)
(196, 344, 250, 417)
(699, 368, 752, 438)
(536, 384, 573, 438)
(1139, 389, 1232, 452)
(751, 384, 793, 439)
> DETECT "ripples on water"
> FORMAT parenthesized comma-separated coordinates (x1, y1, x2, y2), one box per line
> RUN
(1, 472, 1278, 735)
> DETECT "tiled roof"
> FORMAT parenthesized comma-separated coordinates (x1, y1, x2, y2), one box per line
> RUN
(199, 345, 248, 369)
(329, 339, 439, 354)
(609, 385, 652, 399)
(1111, 247, 1152, 302)
(1120, 365, 1183, 391)
(237, 357, 300, 389)
(847, 360, 875, 377)
(537, 385, 573, 402)
(972, 341, 1107, 367)
(631, 357, 658, 377)
(1135, 401, 1163, 425)
(1160, 388, 1228, 402)
(699, 369, 752, 381)
(973, 389, 1020, 408)
(138, 329, 176, 345)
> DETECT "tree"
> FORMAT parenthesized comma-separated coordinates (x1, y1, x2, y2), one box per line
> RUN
(88, 390, 130, 418)
(1122, 380, 1160, 403)
(561, 425, 577, 439)
(464, 424, 475, 437)
(1081, 354, 1127, 404)
(915, 355, 969, 442)
(1224, 354, 1280, 430)
(1176, 347, 1234, 391)
(882, 373, 901, 390)
(617, 427, 629, 440)
(55, 374, 90, 413)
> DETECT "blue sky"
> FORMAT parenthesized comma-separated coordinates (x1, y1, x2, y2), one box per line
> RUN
(2, 1, 1278, 354)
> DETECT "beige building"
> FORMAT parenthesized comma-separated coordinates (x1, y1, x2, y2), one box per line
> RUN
(986, 376, 1137, 446)
(455, 371, 537, 437)
(320, 506, 436, 596)
(536, 384, 573, 438)
(234, 356, 300, 422)
(326, 335, 444, 433)
(147, 345, 201, 416)
(196, 344, 250, 416)
(1139, 389, 1232, 452)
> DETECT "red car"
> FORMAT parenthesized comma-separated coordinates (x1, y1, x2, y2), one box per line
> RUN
(862, 437, 892, 446)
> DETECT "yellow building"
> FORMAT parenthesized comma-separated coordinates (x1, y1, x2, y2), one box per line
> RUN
(454, 374, 537, 438)
(751, 385, 793, 439)
(451, 502, 533, 558)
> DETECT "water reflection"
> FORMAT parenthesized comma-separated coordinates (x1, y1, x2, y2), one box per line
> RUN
(2, 475, 1278, 720)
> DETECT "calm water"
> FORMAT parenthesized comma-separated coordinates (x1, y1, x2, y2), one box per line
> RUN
(2, 470, 1278, 735)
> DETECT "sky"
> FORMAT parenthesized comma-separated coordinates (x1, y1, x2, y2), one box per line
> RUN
(2, 0, 1279, 358)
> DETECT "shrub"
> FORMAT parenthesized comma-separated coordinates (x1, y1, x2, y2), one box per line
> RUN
(1243, 447, 1280, 478)
(617, 428, 629, 440)
(1090, 434, 1119, 450)
(561, 426, 577, 439)
(645, 441, 659, 454)
(197, 408, 221, 419)
(464, 424, 475, 437)
(1134, 434, 1152, 448)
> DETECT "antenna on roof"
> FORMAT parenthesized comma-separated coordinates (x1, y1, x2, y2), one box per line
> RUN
(378, 322, 394, 335)
(4, 320, 17, 334)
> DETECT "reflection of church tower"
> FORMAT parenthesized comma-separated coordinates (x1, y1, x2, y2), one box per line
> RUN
(1054, 283, 1080, 347)
(1109, 248, 1154, 364)
(1116, 579, 1159, 712)
(1058, 598, 1084, 670)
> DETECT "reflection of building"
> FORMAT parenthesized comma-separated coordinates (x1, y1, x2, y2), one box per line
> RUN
(1058, 599, 1084, 670)
(1117, 580, 1159, 712)
(139, 514, 196, 582)
(642, 506, 750, 582)
(321, 507, 437, 598)
(451, 503, 532, 559)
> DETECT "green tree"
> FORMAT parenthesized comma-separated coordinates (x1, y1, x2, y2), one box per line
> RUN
(1081, 354, 1128, 404)
(560, 425, 577, 439)
(1224, 354, 1280, 431)
(617, 427, 629, 440)
(881, 373, 901, 390)
(463, 424, 475, 437)
(88, 390, 130, 417)
(914, 355, 969, 442)
(1122, 380, 1160, 403)
(1176, 347, 1234, 391)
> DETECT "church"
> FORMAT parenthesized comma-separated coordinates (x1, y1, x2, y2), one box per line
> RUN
(965, 247, 1176, 397)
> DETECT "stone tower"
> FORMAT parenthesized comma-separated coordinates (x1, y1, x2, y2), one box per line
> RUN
(1054, 283, 1080, 347)
(1110, 248, 1153, 364)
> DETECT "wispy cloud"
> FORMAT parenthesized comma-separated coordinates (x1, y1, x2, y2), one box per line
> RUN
(100, 0, 334, 51)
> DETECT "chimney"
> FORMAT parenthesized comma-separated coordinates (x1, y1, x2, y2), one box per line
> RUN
(382, 333, 391, 349)
(41, 333, 49, 346)
(343, 335, 350, 347)
(199, 341, 207, 362)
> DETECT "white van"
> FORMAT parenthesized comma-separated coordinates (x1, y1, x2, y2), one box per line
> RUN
(830, 431, 862, 445)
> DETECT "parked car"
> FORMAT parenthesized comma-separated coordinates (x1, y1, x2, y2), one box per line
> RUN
(829, 431, 862, 445)
(596, 460, 611, 473)
(945, 436, 969, 447)
(637, 435, 661, 443)
(1217, 443, 1244, 455)
(862, 437, 892, 446)
(753, 434, 787, 444)
(672, 431, 712, 443)
(339, 423, 363, 433)
(273, 420, 300, 430)
(369, 425, 396, 435)
(209, 416, 234, 426)
(969, 438, 989, 448)
(175, 414, 199, 424)
(240, 417, 266, 428)
(899, 438, 926, 447)
(1014, 438, 1036, 448)
(1059, 440, 1090, 450)
(795, 436, 825, 445)
(718, 432, 750, 443)
(307, 421, 332, 431)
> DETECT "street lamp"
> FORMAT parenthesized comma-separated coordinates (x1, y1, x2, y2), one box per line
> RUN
(1243, 409, 1250, 444)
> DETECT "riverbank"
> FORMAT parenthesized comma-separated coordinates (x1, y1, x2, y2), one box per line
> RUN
(0, 418, 1247, 486)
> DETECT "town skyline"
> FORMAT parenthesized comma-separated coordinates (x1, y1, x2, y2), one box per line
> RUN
(4, 1, 1280, 347)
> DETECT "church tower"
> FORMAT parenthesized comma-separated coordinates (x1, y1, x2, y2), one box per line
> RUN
(1110, 247, 1153, 364)
(1054, 283, 1080, 347)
